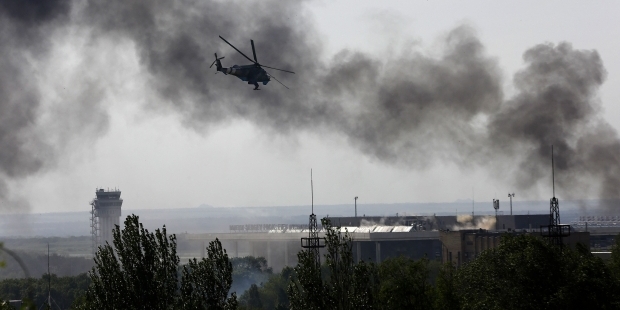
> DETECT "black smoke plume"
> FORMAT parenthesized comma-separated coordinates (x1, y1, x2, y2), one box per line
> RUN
(0, 0, 109, 211)
(0, 0, 618, 211)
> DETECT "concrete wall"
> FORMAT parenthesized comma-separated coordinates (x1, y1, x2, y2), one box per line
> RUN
(97, 206, 121, 245)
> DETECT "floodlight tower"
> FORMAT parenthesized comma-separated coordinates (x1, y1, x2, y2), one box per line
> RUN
(508, 193, 515, 215)
(355, 196, 358, 218)
(493, 199, 500, 230)
(90, 188, 123, 255)
(301, 170, 325, 267)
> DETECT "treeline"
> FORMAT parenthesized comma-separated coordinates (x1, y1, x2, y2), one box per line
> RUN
(0, 257, 272, 310)
(0, 273, 90, 309)
(0, 251, 93, 280)
(3, 215, 620, 309)
(248, 218, 620, 309)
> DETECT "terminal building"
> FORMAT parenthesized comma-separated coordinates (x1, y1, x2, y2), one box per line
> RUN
(182, 214, 576, 271)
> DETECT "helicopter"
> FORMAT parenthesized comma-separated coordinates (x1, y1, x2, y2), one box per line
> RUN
(210, 35, 295, 90)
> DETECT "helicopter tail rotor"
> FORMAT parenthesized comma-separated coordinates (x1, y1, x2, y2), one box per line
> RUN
(210, 53, 225, 69)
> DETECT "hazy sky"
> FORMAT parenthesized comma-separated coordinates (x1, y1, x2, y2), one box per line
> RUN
(1, 0, 619, 213)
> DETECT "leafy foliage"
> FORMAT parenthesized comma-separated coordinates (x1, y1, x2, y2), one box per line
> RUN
(377, 257, 433, 310)
(231, 256, 272, 295)
(80, 214, 236, 310)
(285, 224, 620, 310)
(289, 218, 382, 310)
(609, 233, 620, 279)
(239, 266, 293, 310)
(0, 273, 90, 309)
(433, 263, 459, 310)
(0, 243, 4, 269)
(83, 214, 179, 309)
(240, 284, 262, 310)
(179, 239, 238, 309)
(287, 243, 324, 310)
(455, 234, 619, 310)
(5, 222, 620, 309)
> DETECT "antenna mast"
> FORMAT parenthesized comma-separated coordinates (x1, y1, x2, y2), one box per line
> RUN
(541, 145, 570, 247)
(552, 145, 555, 198)
(301, 169, 325, 268)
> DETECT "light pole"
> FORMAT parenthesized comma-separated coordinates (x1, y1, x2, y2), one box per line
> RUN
(508, 193, 515, 215)
(493, 199, 500, 230)
(355, 196, 358, 218)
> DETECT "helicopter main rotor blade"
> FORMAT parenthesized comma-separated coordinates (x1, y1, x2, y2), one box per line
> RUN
(260, 64, 295, 74)
(220, 35, 294, 74)
(219, 35, 257, 64)
(265, 70, 289, 89)
(251, 40, 258, 63)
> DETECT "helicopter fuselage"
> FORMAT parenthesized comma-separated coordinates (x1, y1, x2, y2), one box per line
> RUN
(218, 64, 270, 87)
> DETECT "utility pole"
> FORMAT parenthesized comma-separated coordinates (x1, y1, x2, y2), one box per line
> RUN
(493, 199, 500, 230)
(472, 188, 475, 217)
(354, 196, 358, 218)
(508, 193, 515, 215)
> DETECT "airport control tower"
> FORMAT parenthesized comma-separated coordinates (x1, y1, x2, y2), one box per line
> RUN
(90, 188, 123, 255)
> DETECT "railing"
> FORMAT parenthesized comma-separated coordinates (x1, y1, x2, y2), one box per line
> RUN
(229, 223, 323, 233)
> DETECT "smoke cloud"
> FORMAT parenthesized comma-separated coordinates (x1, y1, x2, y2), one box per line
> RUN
(0, 0, 110, 211)
(489, 43, 619, 205)
(0, 0, 68, 211)
(454, 214, 496, 231)
(0, 0, 618, 211)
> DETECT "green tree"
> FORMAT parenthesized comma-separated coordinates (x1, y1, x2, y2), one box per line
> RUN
(231, 256, 272, 294)
(556, 243, 619, 309)
(240, 284, 262, 310)
(455, 234, 619, 310)
(84, 214, 179, 309)
(179, 238, 237, 309)
(239, 266, 293, 310)
(609, 233, 620, 280)
(0, 301, 13, 310)
(0, 273, 90, 309)
(377, 256, 432, 310)
(288, 218, 377, 310)
(434, 263, 459, 310)
(0, 244, 9, 310)
(287, 244, 324, 310)
(0, 243, 5, 269)
(456, 235, 563, 310)
(81, 215, 237, 310)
